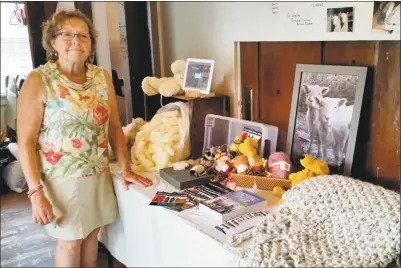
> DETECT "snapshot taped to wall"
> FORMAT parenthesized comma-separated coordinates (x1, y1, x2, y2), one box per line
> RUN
(326, 7, 354, 32)
(182, 58, 215, 94)
(372, 1, 400, 34)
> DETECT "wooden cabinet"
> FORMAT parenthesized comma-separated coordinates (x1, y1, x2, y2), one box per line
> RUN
(161, 94, 230, 159)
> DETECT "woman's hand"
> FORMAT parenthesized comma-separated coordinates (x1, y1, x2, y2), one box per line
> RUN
(121, 170, 153, 190)
(30, 190, 56, 225)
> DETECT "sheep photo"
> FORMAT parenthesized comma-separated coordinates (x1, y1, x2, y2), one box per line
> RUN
(327, 7, 354, 32)
(291, 72, 358, 173)
(372, 2, 400, 34)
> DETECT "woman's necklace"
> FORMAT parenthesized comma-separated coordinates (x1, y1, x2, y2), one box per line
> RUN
(69, 74, 86, 84)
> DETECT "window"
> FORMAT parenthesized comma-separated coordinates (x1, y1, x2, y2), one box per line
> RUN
(1, 2, 33, 95)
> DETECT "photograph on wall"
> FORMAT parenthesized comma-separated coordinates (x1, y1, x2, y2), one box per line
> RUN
(182, 58, 215, 94)
(372, 1, 400, 34)
(286, 65, 367, 176)
(326, 7, 354, 32)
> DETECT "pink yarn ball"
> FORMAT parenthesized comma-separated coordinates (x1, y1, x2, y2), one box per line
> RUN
(268, 152, 291, 179)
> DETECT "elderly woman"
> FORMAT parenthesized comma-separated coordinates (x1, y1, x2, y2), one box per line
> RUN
(17, 10, 152, 267)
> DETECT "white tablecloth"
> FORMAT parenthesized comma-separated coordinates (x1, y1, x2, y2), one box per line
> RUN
(98, 164, 280, 267)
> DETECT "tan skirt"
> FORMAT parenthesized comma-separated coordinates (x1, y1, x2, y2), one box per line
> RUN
(42, 170, 118, 240)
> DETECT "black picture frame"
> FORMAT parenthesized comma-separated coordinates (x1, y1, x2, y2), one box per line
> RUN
(286, 64, 367, 176)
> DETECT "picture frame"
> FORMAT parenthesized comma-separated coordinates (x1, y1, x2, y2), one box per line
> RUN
(286, 64, 367, 176)
(182, 58, 215, 95)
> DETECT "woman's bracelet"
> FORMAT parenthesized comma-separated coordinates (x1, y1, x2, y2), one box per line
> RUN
(27, 184, 43, 199)
(122, 169, 131, 175)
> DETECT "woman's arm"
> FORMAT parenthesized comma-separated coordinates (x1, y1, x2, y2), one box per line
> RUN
(17, 72, 46, 190)
(103, 70, 152, 189)
(17, 71, 55, 225)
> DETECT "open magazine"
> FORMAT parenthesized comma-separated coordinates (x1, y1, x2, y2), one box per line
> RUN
(214, 210, 269, 236)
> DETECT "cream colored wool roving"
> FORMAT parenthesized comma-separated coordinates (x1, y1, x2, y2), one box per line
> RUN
(226, 175, 400, 267)
(130, 102, 190, 172)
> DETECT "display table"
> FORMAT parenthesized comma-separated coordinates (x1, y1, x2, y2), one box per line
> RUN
(98, 163, 280, 267)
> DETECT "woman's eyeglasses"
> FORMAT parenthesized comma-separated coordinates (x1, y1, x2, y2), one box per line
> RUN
(56, 32, 91, 42)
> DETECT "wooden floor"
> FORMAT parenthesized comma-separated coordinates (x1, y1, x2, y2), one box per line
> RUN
(0, 191, 125, 267)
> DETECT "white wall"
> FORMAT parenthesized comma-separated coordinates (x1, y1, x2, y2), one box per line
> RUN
(56, 2, 75, 12)
(160, 2, 400, 118)
(105, 2, 127, 125)
(106, 2, 124, 78)
(91, 2, 112, 74)
(92, 2, 130, 125)
(117, 2, 133, 123)
(161, 2, 237, 115)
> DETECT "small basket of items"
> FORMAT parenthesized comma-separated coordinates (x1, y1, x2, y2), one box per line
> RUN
(189, 132, 293, 191)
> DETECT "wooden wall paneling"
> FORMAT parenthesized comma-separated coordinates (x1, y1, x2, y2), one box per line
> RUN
(25, 1, 47, 68)
(74, 1, 96, 65)
(322, 41, 379, 181)
(74, 2, 93, 20)
(322, 41, 378, 66)
(43, 2, 58, 19)
(25, 2, 58, 68)
(240, 42, 259, 121)
(258, 42, 321, 151)
(369, 41, 400, 186)
(322, 41, 401, 187)
(189, 95, 230, 158)
(124, 1, 153, 120)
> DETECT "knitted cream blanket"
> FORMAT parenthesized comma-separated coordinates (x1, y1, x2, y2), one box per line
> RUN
(227, 175, 400, 267)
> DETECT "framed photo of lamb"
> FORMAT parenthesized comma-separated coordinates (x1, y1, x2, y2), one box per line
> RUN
(286, 64, 367, 176)
(182, 58, 215, 95)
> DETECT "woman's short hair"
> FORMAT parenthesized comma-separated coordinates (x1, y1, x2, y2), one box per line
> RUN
(42, 9, 97, 61)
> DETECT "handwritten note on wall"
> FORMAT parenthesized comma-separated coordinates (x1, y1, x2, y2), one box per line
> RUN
(272, 2, 324, 27)
(312, 2, 324, 8)
(287, 12, 313, 26)
(272, 2, 279, 15)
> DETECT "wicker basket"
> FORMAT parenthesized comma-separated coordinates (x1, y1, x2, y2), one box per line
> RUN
(231, 174, 291, 191)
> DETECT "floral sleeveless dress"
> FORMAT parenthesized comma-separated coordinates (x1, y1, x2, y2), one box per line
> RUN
(35, 61, 118, 240)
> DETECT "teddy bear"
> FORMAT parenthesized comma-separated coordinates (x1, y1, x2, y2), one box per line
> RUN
(229, 134, 265, 169)
(297, 154, 330, 176)
(141, 60, 187, 97)
(238, 137, 259, 157)
(229, 135, 243, 153)
(248, 153, 264, 168)
(233, 155, 250, 174)
(273, 154, 330, 202)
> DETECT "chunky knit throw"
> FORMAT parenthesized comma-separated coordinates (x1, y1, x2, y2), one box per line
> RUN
(226, 175, 400, 267)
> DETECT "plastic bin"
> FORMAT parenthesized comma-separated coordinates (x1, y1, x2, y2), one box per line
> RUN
(202, 114, 278, 158)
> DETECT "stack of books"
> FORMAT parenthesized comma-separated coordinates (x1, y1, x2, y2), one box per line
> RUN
(198, 189, 266, 224)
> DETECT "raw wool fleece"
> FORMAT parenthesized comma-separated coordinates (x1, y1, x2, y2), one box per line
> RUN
(227, 175, 400, 267)
(130, 102, 190, 172)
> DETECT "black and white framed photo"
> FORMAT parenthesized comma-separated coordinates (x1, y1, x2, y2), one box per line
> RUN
(182, 58, 215, 94)
(286, 64, 367, 176)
